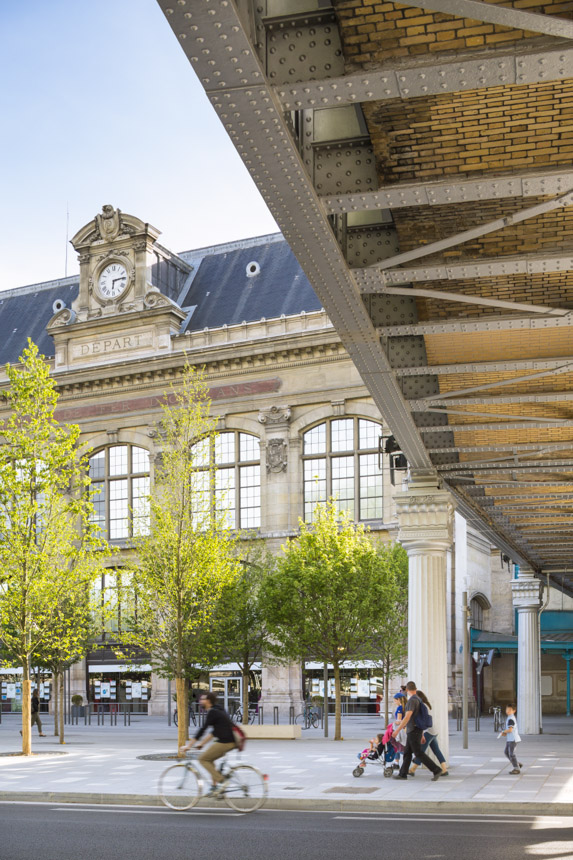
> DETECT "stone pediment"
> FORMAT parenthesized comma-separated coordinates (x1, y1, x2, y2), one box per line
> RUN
(71, 205, 160, 251)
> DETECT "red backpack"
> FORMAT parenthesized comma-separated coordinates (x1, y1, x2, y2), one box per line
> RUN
(232, 724, 247, 751)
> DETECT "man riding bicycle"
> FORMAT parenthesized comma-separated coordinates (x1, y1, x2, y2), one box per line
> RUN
(180, 692, 237, 797)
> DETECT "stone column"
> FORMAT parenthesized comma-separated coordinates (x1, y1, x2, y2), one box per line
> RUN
(257, 404, 304, 722)
(394, 472, 455, 761)
(512, 568, 542, 734)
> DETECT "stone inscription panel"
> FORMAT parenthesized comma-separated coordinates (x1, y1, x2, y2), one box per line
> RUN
(70, 330, 154, 362)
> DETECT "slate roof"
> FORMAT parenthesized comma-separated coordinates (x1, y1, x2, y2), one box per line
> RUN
(0, 234, 321, 366)
(0, 278, 79, 367)
(178, 234, 321, 331)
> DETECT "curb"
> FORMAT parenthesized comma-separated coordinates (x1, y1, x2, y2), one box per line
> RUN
(0, 791, 571, 816)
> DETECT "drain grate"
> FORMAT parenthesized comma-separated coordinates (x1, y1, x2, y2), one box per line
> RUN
(137, 753, 180, 761)
(282, 787, 303, 791)
(323, 786, 379, 794)
(0, 751, 68, 757)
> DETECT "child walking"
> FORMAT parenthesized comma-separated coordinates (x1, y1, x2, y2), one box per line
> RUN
(501, 703, 522, 774)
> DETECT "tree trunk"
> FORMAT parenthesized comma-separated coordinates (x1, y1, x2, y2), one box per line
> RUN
(21, 676, 32, 756)
(59, 672, 65, 744)
(384, 660, 390, 727)
(53, 672, 59, 737)
(333, 661, 342, 741)
(176, 677, 187, 753)
(242, 664, 249, 726)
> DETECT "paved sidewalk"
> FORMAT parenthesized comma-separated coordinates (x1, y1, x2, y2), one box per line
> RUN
(1, 715, 572, 813)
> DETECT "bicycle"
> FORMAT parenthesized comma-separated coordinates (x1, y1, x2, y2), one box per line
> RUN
(232, 706, 257, 725)
(159, 751, 267, 813)
(294, 704, 319, 729)
(173, 707, 197, 728)
(490, 705, 503, 733)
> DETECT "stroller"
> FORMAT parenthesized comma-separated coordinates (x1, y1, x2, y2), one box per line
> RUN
(352, 726, 405, 778)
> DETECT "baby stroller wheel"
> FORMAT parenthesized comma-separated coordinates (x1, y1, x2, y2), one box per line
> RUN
(384, 766, 394, 778)
(352, 766, 364, 778)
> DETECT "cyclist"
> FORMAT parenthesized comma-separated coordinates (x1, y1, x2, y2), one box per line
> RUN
(180, 692, 237, 797)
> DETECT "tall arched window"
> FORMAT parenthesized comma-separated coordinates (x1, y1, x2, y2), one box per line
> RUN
(192, 431, 261, 530)
(470, 595, 490, 630)
(302, 418, 383, 522)
(88, 445, 150, 541)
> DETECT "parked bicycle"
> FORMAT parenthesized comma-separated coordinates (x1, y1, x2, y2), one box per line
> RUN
(294, 703, 319, 729)
(159, 751, 267, 813)
(232, 706, 257, 725)
(490, 705, 503, 732)
(173, 707, 197, 728)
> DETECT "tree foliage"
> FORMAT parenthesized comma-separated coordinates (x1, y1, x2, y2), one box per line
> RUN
(261, 500, 400, 740)
(124, 365, 239, 751)
(0, 340, 109, 754)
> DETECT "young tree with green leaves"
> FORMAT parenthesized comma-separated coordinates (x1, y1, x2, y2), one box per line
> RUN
(261, 500, 397, 740)
(125, 365, 240, 753)
(204, 546, 274, 724)
(370, 543, 408, 725)
(0, 341, 109, 755)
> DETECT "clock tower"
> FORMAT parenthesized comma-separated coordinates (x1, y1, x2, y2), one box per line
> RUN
(47, 205, 187, 370)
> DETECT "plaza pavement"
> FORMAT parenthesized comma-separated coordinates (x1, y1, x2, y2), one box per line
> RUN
(0, 714, 572, 814)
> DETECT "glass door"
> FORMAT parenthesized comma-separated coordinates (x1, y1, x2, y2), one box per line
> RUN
(209, 677, 242, 715)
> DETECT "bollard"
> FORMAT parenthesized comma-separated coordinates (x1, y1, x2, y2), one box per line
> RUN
(289, 705, 295, 725)
(273, 706, 279, 725)
(258, 706, 263, 725)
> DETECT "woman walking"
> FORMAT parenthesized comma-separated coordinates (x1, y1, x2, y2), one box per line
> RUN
(408, 690, 448, 777)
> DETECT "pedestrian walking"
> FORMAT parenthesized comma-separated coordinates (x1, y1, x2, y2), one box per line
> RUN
(20, 689, 46, 737)
(392, 681, 442, 781)
(407, 690, 448, 777)
(501, 703, 522, 774)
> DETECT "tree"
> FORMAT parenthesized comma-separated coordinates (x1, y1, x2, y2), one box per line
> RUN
(370, 543, 408, 725)
(205, 546, 274, 724)
(124, 365, 240, 752)
(261, 500, 397, 740)
(0, 341, 108, 755)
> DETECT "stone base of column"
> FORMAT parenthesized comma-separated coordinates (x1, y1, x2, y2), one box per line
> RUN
(259, 662, 304, 724)
(148, 673, 169, 717)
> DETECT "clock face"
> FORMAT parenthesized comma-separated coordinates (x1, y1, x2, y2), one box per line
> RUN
(98, 262, 128, 299)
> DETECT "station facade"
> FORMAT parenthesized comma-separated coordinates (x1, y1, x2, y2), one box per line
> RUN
(1, 206, 570, 726)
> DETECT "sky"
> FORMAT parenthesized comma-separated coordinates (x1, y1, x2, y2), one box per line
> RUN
(0, 0, 278, 292)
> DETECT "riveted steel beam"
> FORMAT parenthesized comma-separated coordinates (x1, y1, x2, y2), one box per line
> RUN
(422, 407, 566, 424)
(322, 168, 573, 213)
(362, 283, 569, 316)
(411, 365, 573, 405)
(355, 251, 573, 287)
(369, 190, 573, 272)
(158, 1, 432, 470)
(397, 0, 573, 39)
(427, 443, 573, 455)
(419, 420, 573, 432)
(397, 357, 573, 377)
(438, 460, 573, 473)
(378, 312, 573, 336)
(277, 44, 573, 110)
(412, 391, 573, 409)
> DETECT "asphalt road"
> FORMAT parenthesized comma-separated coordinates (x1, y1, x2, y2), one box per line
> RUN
(0, 803, 572, 860)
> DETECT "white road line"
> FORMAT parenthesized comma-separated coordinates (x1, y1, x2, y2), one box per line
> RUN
(333, 816, 556, 824)
(52, 808, 243, 816)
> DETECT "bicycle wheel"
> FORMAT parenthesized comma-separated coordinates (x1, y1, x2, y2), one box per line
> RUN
(310, 715, 319, 729)
(294, 713, 302, 725)
(159, 763, 202, 810)
(223, 765, 267, 813)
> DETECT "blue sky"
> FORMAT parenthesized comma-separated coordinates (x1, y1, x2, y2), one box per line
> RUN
(0, 0, 278, 291)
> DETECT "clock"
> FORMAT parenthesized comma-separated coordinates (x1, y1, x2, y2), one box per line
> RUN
(97, 262, 128, 300)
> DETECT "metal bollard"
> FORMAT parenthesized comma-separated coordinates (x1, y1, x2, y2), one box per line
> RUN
(289, 705, 295, 725)
(258, 706, 263, 725)
(273, 706, 279, 725)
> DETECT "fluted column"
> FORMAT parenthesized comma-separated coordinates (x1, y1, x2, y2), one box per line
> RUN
(512, 569, 542, 734)
(395, 474, 455, 760)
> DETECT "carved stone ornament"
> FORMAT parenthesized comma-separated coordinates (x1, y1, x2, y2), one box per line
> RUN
(266, 438, 288, 473)
(92, 205, 137, 242)
(144, 290, 170, 309)
(511, 571, 542, 609)
(258, 405, 291, 426)
(50, 308, 77, 327)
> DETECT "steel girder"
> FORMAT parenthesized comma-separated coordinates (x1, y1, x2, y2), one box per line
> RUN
(277, 43, 573, 110)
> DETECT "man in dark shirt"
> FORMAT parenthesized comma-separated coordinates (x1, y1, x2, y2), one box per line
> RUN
(180, 692, 237, 796)
(392, 681, 441, 781)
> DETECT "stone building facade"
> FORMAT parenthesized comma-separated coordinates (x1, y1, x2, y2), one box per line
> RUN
(0, 206, 569, 721)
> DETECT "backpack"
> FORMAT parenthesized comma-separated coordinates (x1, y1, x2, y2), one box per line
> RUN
(232, 723, 247, 751)
(413, 697, 433, 731)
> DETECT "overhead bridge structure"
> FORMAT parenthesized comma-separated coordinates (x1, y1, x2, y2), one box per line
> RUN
(158, 0, 573, 737)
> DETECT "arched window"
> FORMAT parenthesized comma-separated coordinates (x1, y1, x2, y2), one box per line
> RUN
(192, 431, 261, 530)
(470, 595, 490, 630)
(302, 418, 383, 522)
(88, 445, 150, 541)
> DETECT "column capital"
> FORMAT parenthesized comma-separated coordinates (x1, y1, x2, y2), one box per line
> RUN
(512, 569, 542, 610)
(394, 478, 455, 551)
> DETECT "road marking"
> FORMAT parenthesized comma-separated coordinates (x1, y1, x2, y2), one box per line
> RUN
(52, 808, 243, 816)
(333, 816, 544, 824)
